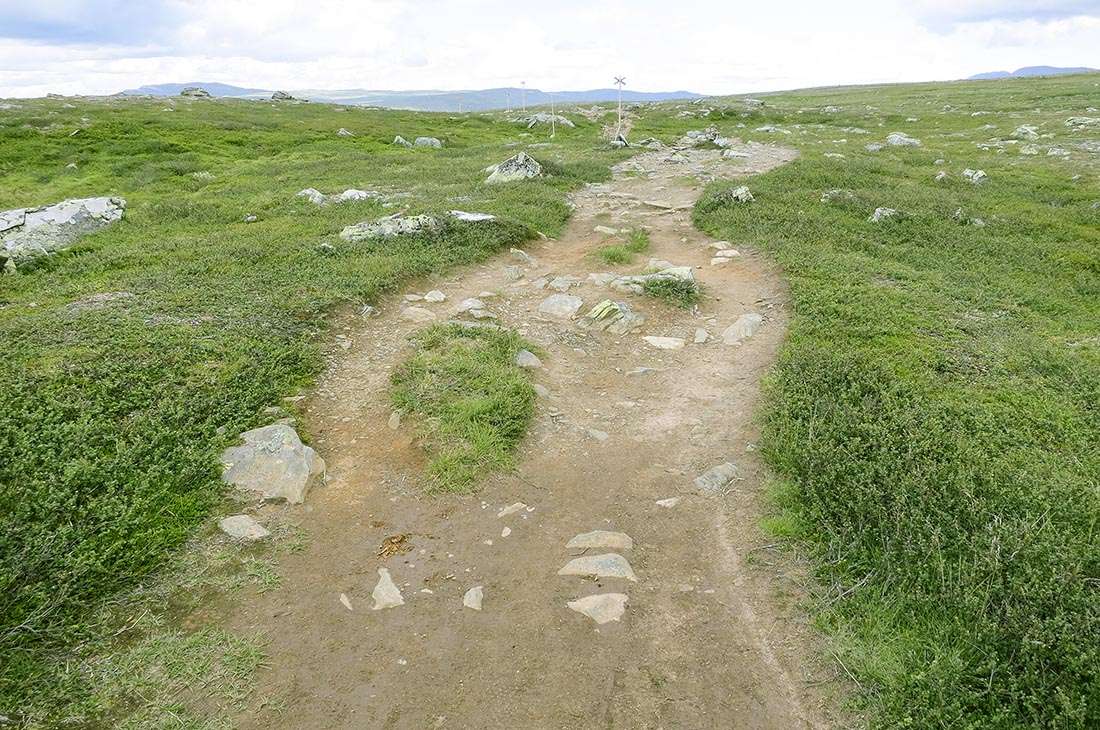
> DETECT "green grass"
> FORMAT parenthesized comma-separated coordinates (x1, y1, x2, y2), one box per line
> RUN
(642, 276, 700, 308)
(594, 226, 650, 264)
(638, 74, 1099, 727)
(0, 95, 621, 717)
(10, 519, 306, 727)
(391, 323, 538, 491)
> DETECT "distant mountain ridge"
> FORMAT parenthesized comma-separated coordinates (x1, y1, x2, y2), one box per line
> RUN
(969, 66, 1097, 80)
(121, 82, 702, 111)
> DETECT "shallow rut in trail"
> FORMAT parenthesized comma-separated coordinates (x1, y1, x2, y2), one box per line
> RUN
(229, 142, 835, 728)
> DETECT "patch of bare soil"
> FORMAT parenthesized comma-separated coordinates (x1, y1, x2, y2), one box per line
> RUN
(230, 141, 840, 728)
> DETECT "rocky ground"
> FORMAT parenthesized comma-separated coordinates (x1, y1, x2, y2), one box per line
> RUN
(226, 140, 835, 728)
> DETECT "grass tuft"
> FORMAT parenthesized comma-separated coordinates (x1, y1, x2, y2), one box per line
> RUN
(594, 227, 650, 264)
(390, 324, 538, 491)
(642, 277, 700, 308)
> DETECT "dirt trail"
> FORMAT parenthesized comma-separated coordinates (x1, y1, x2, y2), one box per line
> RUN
(231, 141, 834, 728)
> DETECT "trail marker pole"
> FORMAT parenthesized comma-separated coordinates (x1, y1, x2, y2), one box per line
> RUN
(614, 76, 626, 139)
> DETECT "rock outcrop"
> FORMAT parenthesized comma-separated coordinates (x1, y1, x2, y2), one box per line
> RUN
(1, 197, 126, 273)
(220, 424, 326, 504)
(340, 213, 440, 242)
(486, 152, 542, 184)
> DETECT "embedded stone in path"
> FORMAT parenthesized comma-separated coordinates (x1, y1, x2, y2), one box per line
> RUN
(538, 294, 583, 319)
(463, 585, 484, 611)
(424, 290, 446, 303)
(218, 515, 270, 541)
(694, 461, 740, 495)
(557, 553, 638, 582)
(372, 568, 404, 609)
(566, 530, 634, 552)
(643, 336, 685, 351)
(220, 424, 326, 504)
(656, 497, 681, 508)
(497, 502, 528, 518)
(694, 328, 710, 344)
(401, 306, 436, 323)
(722, 313, 763, 345)
(567, 593, 629, 624)
(515, 349, 542, 369)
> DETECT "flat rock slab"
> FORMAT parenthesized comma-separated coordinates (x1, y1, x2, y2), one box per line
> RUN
(463, 585, 484, 611)
(220, 424, 326, 504)
(567, 593, 629, 624)
(656, 497, 681, 508)
(372, 568, 404, 610)
(643, 336, 685, 351)
(538, 294, 583, 319)
(566, 530, 634, 552)
(497, 502, 528, 518)
(557, 553, 638, 582)
(218, 514, 270, 541)
(515, 349, 542, 369)
(722, 313, 763, 345)
(401, 306, 436, 323)
(694, 461, 740, 495)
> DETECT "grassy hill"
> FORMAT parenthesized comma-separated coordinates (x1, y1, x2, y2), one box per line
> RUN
(2, 74, 1098, 726)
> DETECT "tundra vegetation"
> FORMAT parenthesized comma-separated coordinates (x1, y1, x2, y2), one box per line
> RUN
(1, 73, 1097, 726)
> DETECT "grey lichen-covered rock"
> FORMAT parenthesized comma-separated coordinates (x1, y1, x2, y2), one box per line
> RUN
(218, 514, 270, 541)
(297, 188, 384, 206)
(1064, 116, 1100, 130)
(515, 349, 542, 369)
(865, 142, 884, 152)
(714, 185, 754, 205)
(643, 336, 685, 351)
(414, 136, 442, 148)
(694, 461, 740, 495)
(869, 207, 898, 223)
(271, 90, 295, 101)
(336, 128, 354, 137)
(520, 112, 575, 128)
(220, 424, 326, 504)
(722, 313, 764, 344)
(393, 135, 413, 147)
(486, 152, 542, 184)
(577, 299, 646, 335)
(340, 213, 439, 242)
(2, 196, 126, 272)
(538, 293, 583, 319)
(606, 265, 694, 296)
(962, 168, 988, 185)
(557, 553, 638, 582)
(886, 132, 921, 147)
(448, 210, 495, 222)
(566, 530, 634, 552)
(180, 87, 211, 98)
(567, 593, 628, 624)
(1012, 124, 1039, 141)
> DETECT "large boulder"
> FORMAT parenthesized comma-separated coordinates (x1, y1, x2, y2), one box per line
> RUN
(886, 132, 921, 147)
(486, 152, 542, 184)
(220, 424, 326, 504)
(414, 136, 442, 148)
(297, 188, 384, 206)
(180, 87, 211, 98)
(520, 113, 575, 128)
(340, 213, 439, 242)
(1, 197, 126, 273)
(271, 90, 296, 101)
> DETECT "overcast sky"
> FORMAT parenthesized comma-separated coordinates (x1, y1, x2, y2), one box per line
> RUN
(0, 1, 1097, 98)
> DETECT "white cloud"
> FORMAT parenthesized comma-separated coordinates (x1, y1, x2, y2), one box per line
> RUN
(0, 0, 1096, 97)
